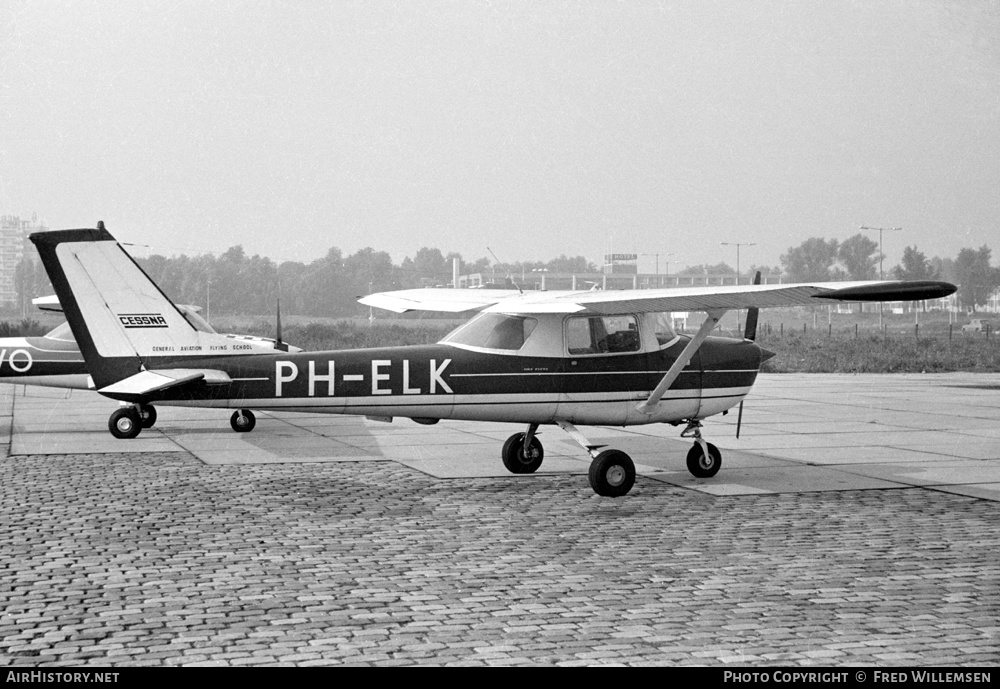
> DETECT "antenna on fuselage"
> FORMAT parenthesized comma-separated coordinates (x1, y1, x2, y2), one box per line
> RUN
(275, 275, 288, 352)
(486, 246, 523, 295)
(736, 270, 763, 439)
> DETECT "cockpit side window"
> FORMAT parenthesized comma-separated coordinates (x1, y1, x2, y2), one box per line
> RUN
(443, 313, 538, 351)
(566, 315, 640, 355)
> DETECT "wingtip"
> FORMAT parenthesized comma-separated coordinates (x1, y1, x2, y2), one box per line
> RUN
(813, 280, 957, 302)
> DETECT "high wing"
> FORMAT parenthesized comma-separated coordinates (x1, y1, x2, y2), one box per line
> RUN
(359, 280, 957, 315)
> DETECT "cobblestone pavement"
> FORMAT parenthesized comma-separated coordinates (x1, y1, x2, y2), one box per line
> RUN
(2, 450, 998, 666)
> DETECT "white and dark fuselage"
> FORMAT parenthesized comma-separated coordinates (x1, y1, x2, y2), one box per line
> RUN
(106, 323, 764, 428)
(0, 325, 91, 389)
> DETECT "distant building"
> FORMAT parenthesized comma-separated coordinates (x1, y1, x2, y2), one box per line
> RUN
(604, 253, 638, 275)
(0, 214, 48, 309)
(459, 270, 784, 291)
(984, 288, 1000, 314)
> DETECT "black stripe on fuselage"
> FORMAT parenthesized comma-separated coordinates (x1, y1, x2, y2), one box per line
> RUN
(120, 338, 761, 406)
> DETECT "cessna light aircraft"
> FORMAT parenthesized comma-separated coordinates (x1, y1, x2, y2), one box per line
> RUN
(31, 226, 956, 497)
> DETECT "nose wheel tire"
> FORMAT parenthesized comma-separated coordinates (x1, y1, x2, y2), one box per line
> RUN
(109, 407, 142, 439)
(230, 409, 256, 433)
(686, 442, 722, 478)
(502, 432, 544, 474)
(588, 449, 636, 497)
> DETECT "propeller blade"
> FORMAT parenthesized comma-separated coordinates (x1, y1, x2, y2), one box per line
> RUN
(743, 271, 762, 341)
(738, 271, 763, 438)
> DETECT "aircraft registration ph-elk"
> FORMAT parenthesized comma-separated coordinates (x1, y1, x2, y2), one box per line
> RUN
(30, 225, 956, 497)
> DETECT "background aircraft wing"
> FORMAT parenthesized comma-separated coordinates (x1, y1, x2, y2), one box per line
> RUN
(361, 280, 956, 315)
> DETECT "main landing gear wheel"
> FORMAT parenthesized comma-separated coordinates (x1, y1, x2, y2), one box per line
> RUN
(230, 409, 256, 433)
(588, 449, 636, 497)
(109, 407, 142, 439)
(686, 442, 722, 478)
(138, 404, 157, 429)
(501, 432, 544, 474)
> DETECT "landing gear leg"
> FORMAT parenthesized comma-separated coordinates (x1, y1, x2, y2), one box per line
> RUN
(557, 421, 636, 497)
(501, 423, 544, 474)
(230, 409, 256, 433)
(681, 419, 722, 478)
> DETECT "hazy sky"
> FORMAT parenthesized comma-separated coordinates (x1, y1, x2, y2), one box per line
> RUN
(2, 1, 998, 274)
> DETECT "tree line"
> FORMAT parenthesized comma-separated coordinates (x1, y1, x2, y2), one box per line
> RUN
(776, 233, 999, 312)
(9, 235, 998, 317)
(10, 246, 599, 318)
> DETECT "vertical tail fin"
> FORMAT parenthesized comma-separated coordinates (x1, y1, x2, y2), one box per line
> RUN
(30, 225, 235, 388)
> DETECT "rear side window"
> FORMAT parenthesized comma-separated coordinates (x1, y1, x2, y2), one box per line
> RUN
(566, 315, 640, 355)
(444, 313, 538, 351)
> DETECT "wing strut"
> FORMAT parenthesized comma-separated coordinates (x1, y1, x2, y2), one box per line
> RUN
(636, 309, 726, 415)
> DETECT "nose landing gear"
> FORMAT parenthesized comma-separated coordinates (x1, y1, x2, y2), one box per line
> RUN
(681, 419, 721, 478)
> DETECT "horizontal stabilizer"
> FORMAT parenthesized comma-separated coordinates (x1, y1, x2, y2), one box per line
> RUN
(98, 368, 232, 397)
(33, 294, 204, 316)
(32, 295, 62, 312)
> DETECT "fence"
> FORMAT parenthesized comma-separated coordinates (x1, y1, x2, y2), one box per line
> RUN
(759, 321, 993, 343)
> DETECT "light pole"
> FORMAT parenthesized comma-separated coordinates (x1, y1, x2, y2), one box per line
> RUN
(641, 252, 675, 287)
(860, 225, 902, 328)
(721, 242, 755, 332)
(720, 242, 755, 285)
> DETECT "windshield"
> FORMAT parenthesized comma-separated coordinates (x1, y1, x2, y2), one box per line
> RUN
(650, 312, 677, 346)
(177, 306, 217, 334)
(44, 321, 75, 341)
(443, 313, 538, 351)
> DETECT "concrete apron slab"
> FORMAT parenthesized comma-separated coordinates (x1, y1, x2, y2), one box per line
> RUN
(4, 372, 1000, 500)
